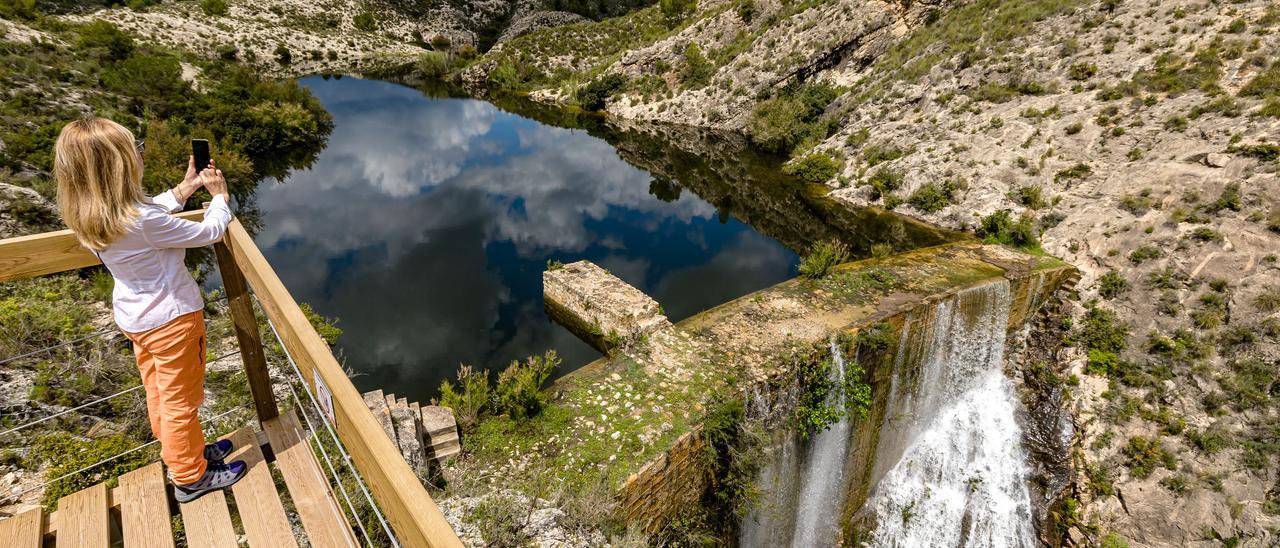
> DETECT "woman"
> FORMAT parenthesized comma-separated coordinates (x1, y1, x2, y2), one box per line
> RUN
(54, 117, 246, 502)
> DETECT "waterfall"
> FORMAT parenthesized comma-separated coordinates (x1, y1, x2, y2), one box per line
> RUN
(740, 279, 1036, 547)
(866, 279, 1036, 547)
(791, 338, 854, 547)
(739, 338, 853, 547)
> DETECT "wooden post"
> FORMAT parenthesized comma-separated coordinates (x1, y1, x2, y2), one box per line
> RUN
(213, 238, 279, 424)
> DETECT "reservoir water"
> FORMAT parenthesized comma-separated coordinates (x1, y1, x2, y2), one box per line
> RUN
(250, 76, 952, 403)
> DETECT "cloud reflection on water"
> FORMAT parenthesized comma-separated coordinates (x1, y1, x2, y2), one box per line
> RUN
(252, 77, 797, 401)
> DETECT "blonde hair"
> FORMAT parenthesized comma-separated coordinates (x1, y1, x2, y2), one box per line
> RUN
(54, 117, 146, 251)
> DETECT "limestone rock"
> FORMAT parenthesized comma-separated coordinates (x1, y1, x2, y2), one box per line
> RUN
(543, 260, 672, 352)
(1203, 153, 1230, 168)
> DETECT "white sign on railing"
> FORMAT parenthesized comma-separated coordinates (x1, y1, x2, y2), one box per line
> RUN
(314, 369, 336, 427)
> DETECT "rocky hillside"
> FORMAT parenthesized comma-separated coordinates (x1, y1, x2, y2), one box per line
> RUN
(473, 0, 1280, 545)
(54, 0, 654, 76)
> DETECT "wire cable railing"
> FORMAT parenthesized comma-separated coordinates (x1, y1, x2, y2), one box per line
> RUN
(263, 314, 400, 548)
(10, 404, 248, 501)
(0, 349, 243, 438)
(0, 295, 229, 367)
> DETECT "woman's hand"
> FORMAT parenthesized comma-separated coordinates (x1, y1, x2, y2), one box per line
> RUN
(174, 156, 204, 202)
(199, 160, 229, 200)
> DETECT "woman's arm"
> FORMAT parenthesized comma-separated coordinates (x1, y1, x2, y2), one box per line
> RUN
(152, 156, 203, 213)
(142, 166, 232, 249)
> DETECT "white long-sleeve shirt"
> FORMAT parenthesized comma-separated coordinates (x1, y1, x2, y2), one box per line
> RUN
(96, 191, 233, 333)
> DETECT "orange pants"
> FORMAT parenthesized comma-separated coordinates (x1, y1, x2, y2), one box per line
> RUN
(124, 311, 209, 484)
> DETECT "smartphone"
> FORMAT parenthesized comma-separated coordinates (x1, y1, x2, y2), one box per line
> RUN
(192, 139, 211, 172)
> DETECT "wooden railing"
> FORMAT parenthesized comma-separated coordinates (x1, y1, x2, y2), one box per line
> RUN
(0, 211, 462, 548)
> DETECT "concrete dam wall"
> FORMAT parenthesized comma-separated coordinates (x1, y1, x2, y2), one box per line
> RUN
(539, 241, 1077, 542)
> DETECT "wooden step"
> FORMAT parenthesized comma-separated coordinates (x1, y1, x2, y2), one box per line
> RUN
(116, 463, 175, 548)
(263, 409, 358, 548)
(56, 482, 109, 548)
(0, 506, 43, 548)
(223, 427, 298, 548)
(179, 488, 237, 548)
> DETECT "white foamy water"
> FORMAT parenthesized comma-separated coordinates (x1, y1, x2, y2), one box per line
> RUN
(790, 338, 854, 547)
(867, 280, 1036, 547)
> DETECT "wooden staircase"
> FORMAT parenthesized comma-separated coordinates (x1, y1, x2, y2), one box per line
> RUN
(362, 390, 460, 476)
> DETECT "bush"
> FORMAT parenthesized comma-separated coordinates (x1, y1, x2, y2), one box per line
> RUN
(1098, 270, 1128, 299)
(575, 73, 626, 111)
(1078, 306, 1128, 356)
(493, 351, 560, 421)
(273, 44, 292, 65)
(1068, 63, 1097, 81)
(976, 209, 1039, 249)
(1122, 436, 1176, 478)
(1128, 245, 1163, 264)
(30, 432, 155, 509)
(1054, 163, 1092, 183)
(0, 0, 37, 19)
(659, 0, 696, 25)
(1255, 286, 1280, 313)
(102, 54, 192, 118)
(200, 0, 228, 16)
(864, 168, 903, 201)
(438, 365, 490, 433)
(907, 180, 961, 213)
(783, 152, 839, 184)
(77, 20, 136, 62)
(798, 240, 850, 279)
(680, 44, 714, 89)
(1011, 185, 1048, 209)
(352, 11, 376, 32)
(748, 83, 841, 154)
(415, 51, 450, 78)
(430, 35, 452, 51)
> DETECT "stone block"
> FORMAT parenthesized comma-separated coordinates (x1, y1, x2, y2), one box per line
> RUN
(543, 260, 671, 352)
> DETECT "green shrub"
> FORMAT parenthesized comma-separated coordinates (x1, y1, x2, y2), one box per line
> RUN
(575, 73, 626, 110)
(783, 152, 839, 184)
(430, 35, 452, 51)
(1011, 185, 1048, 209)
(679, 44, 714, 89)
(30, 432, 155, 509)
(864, 168, 904, 201)
(273, 44, 292, 65)
(1229, 142, 1280, 161)
(1128, 245, 1163, 264)
(976, 209, 1038, 249)
(1078, 307, 1127, 354)
(1122, 436, 1175, 478)
(1098, 270, 1128, 299)
(863, 142, 907, 166)
(493, 351, 560, 421)
(1133, 50, 1222, 95)
(0, 0, 37, 19)
(352, 11, 376, 32)
(438, 365, 490, 433)
(200, 0, 228, 16)
(793, 339, 871, 439)
(487, 59, 520, 89)
(907, 180, 961, 213)
(1068, 63, 1097, 81)
(1053, 163, 1092, 183)
(1256, 286, 1280, 312)
(798, 240, 850, 279)
(659, 0, 696, 25)
(77, 20, 136, 62)
(747, 83, 840, 154)
(1239, 65, 1279, 98)
(415, 51, 450, 78)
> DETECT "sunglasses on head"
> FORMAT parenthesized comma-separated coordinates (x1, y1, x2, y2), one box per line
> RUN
(135, 139, 145, 154)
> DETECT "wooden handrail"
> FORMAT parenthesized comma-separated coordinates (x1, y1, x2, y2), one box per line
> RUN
(0, 213, 462, 547)
(219, 219, 462, 548)
(0, 210, 205, 282)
